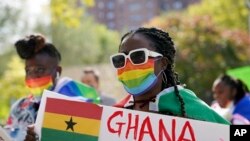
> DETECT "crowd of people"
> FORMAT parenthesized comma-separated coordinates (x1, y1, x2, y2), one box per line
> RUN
(1, 27, 249, 141)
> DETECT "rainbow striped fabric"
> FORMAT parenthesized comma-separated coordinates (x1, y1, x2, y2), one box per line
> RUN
(117, 59, 156, 94)
(54, 77, 100, 104)
(41, 98, 103, 141)
(25, 76, 53, 96)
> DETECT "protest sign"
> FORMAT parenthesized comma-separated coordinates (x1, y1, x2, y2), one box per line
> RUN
(99, 106, 229, 141)
(36, 90, 229, 141)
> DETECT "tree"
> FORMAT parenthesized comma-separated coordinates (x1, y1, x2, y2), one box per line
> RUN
(0, 51, 15, 77)
(0, 1, 20, 53)
(40, 0, 120, 66)
(50, 0, 95, 27)
(0, 56, 28, 123)
(146, 13, 250, 102)
(188, 0, 249, 31)
(49, 17, 119, 66)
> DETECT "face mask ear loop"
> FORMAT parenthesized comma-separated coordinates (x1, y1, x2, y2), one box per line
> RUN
(54, 72, 60, 85)
(162, 70, 168, 85)
(56, 72, 60, 79)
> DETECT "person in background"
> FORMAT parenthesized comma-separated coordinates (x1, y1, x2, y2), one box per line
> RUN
(111, 27, 229, 124)
(81, 67, 116, 106)
(212, 74, 250, 124)
(5, 34, 100, 141)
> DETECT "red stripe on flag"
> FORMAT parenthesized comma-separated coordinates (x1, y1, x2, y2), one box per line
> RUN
(117, 59, 154, 75)
(45, 98, 103, 120)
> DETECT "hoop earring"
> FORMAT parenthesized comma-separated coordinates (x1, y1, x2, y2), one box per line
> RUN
(162, 71, 168, 84)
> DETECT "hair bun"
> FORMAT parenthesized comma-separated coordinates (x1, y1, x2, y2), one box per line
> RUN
(15, 34, 46, 59)
(29, 34, 45, 52)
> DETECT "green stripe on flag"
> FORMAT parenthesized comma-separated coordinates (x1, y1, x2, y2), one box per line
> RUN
(75, 82, 100, 103)
(41, 128, 98, 141)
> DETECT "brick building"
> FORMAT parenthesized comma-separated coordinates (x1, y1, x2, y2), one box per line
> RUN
(87, 0, 200, 31)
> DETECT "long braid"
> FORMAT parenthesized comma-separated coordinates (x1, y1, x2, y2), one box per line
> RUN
(120, 27, 186, 117)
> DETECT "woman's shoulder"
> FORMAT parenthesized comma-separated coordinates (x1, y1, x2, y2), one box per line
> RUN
(158, 85, 197, 98)
(233, 94, 250, 121)
(235, 94, 250, 108)
(157, 86, 230, 124)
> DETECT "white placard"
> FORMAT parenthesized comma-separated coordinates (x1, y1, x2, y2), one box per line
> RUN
(99, 106, 229, 141)
(37, 90, 230, 141)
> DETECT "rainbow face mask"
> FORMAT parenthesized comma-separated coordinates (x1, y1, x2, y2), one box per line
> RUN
(25, 75, 54, 96)
(117, 58, 161, 96)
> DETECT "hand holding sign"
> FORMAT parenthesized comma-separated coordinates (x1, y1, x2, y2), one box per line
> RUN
(0, 126, 11, 141)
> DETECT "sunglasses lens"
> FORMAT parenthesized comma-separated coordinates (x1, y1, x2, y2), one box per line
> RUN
(112, 55, 126, 68)
(130, 50, 146, 65)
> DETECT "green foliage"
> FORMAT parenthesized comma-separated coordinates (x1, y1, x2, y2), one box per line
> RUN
(35, 0, 120, 66)
(146, 13, 250, 102)
(51, 18, 120, 66)
(0, 1, 20, 52)
(50, 0, 95, 27)
(0, 56, 28, 123)
(188, 0, 249, 30)
(0, 51, 14, 77)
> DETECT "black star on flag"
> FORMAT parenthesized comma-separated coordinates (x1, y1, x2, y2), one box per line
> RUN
(65, 117, 77, 132)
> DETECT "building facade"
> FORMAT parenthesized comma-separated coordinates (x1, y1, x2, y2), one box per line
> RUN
(88, 0, 200, 31)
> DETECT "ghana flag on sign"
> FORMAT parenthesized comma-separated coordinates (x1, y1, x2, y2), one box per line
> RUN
(41, 98, 103, 141)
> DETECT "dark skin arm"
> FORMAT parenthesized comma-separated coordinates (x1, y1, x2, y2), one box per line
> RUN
(24, 125, 37, 141)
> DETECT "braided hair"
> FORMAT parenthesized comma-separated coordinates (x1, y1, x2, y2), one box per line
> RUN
(14, 34, 61, 63)
(119, 27, 186, 117)
(217, 74, 249, 105)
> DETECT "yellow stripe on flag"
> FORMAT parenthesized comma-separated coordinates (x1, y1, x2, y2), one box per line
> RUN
(43, 112, 100, 136)
(118, 68, 153, 81)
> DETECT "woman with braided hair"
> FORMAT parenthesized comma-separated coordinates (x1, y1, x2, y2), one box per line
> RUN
(212, 74, 250, 124)
(112, 27, 229, 124)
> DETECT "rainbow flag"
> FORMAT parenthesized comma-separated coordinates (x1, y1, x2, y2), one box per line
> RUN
(41, 98, 103, 141)
(55, 77, 101, 104)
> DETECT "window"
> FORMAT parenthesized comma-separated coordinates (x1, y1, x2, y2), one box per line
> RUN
(107, 1, 114, 9)
(173, 1, 183, 9)
(107, 12, 114, 19)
